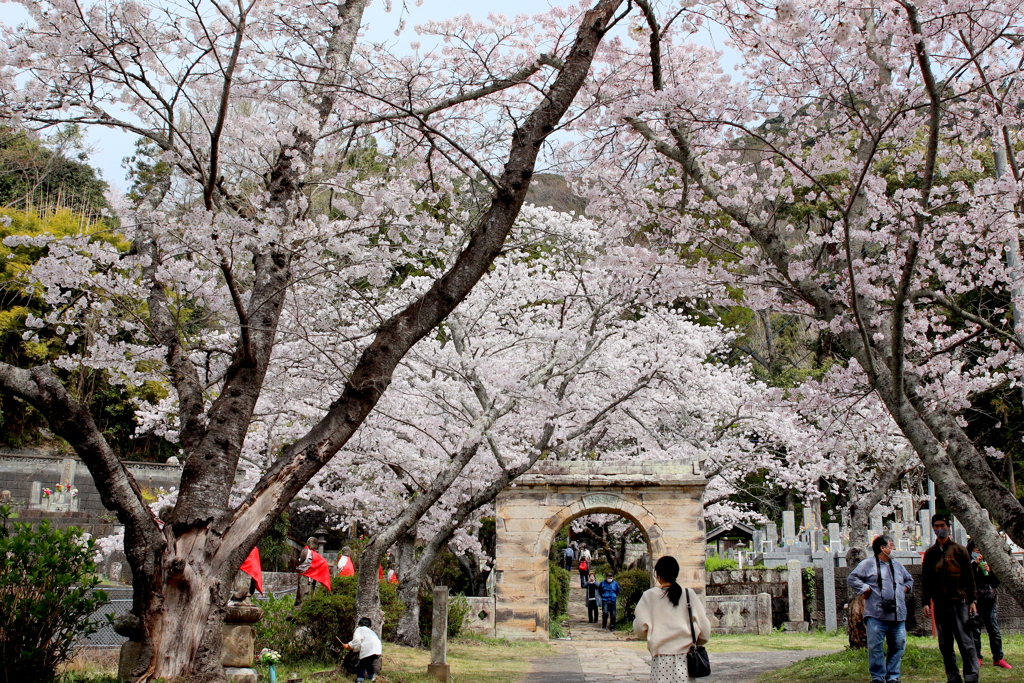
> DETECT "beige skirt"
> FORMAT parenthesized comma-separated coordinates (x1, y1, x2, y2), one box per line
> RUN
(650, 653, 694, 683)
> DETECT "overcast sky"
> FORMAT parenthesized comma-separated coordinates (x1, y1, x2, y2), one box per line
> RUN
(0, 0, 734, 192)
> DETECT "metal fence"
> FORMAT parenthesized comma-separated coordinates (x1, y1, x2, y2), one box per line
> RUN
(77, 588, 132, 649)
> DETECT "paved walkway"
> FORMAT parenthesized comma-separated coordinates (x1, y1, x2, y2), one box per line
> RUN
(530, 580, 837, 683)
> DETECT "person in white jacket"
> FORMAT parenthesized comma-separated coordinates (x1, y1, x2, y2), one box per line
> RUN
(343, 617, 383, 682)
(633, 556, 712, 683)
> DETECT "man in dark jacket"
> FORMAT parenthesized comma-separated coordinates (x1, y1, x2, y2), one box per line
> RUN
(922, 514, 979, 683)
(599, 573, 621, 631)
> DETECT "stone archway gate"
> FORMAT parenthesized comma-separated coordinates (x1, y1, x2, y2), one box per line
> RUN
(493, 460, 707, 639)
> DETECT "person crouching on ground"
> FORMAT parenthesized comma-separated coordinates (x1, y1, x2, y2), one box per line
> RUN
(966, 540, 1012, 669)
(600, 572, 621, 631)
(848, 535, 913, 683)
(585, 572, 600, 623)
(343, 617, 382, 683)
(633, 555, 711, 683)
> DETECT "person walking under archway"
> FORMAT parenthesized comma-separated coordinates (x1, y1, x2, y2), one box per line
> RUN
(633, 556, 711, 682)
(848, 535, 913, 683)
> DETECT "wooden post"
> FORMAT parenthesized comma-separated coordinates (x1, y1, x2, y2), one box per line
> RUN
(427, 586, 450, 681)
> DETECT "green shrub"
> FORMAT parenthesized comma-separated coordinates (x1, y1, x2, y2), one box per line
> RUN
(253, 594, 303, 662)
(548, 562, 570, 618)
(0, 506, 108, 683)
(615, 568, 651, 624)
(705, 554, 738, 572)
(447, 593, 469, 639)
(254, 576, 404, 663)
(419, 590, 470, 645)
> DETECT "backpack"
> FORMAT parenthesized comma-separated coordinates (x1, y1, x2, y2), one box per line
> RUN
(579, 560, 588, 571)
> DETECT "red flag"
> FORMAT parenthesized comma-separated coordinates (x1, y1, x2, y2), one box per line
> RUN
(337, 555, 355, 577)
(302, 548, 332, 592)
(240, 547, 263, 594)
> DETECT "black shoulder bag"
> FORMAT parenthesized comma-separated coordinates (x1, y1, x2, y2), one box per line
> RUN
(684, 588, 711, 678)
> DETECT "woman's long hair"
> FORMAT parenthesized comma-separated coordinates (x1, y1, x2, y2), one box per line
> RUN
(654, 555, 683, 607)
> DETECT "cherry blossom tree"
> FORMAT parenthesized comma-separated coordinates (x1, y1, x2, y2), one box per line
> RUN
(571, 0, 1024, 600)
(0, 0, 628, 677)
(285, 206, 830, 641)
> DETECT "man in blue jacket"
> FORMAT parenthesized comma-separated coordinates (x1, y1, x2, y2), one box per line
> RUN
(600, 573, 621, 631)
(848, 535, 915, 683)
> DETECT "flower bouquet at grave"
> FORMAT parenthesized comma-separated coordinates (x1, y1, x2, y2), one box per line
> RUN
(258, 649, 282, 683)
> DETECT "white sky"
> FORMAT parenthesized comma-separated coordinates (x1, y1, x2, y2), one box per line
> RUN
(0, 0, 734, 192)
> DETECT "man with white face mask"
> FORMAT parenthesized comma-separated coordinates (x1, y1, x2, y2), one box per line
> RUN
(922, 513, 978, 683)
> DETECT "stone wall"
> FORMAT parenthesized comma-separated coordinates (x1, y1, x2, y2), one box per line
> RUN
(0, 449, 182, 519)
(706, 593, 772, 635)
(464, 597, 497, 636)
(706, 569, 797, 627)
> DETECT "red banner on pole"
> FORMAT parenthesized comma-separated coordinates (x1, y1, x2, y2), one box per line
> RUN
(240, 547, 263, 594)
(302, 548, 332, 592)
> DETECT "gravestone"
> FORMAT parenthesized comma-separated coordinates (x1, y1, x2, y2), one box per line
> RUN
(752, 529, 763, 555)
(953, 517, 968, 547)
(784, 559, 806, 630)
(869, 509, 883, 537)
(764, 523, 778, 551)
(901, 492, 915, 523)
(822, 558, 837, 631)
(802, 507, 814, 534)
(782, 511, 797, 547)
(828, 523, 842, 552)
(812, 529, 824, 552)
(427, 586, 450, 681)
(919, 510, 933, 547)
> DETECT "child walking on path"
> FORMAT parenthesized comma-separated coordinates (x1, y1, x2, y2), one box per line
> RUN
(343, 617, 383, 683)
(585, 572, 600, 623)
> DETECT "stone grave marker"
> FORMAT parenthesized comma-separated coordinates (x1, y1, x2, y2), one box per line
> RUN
(428, 586, 450, 681)
(782, 511, 797, 547)
(828, 523, 842, 552)
(784, 559, 806, 630)
(919, 510, 933, 547)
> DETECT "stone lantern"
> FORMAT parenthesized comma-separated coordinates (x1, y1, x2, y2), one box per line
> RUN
(223, 570, 265, 683)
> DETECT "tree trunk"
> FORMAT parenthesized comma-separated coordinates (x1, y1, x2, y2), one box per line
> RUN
(126, 528, 242, 681)
(393, 526, 423, 647)
(355, 541, 385, 634)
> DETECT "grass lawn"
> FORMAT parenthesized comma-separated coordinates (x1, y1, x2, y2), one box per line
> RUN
(64, 636, 554, 683)
(756, 633, 1024, 683)
(253, 636, 555, 683)
(709, 629, 849, 652)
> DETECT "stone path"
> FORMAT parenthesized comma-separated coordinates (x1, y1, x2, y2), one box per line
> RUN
(530, 581, 838, 683)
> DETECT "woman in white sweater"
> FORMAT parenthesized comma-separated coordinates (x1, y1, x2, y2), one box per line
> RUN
(633, 556, 712, 683)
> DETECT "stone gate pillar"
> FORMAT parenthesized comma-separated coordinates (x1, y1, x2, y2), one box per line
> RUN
(493, 460, 706, 640)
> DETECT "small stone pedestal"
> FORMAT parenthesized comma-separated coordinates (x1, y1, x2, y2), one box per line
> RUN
(113, 615, 142, 683)
(222, 603, 264, 683)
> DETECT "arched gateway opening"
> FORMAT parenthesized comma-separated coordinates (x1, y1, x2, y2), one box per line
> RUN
(493, 460, 707, 639)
